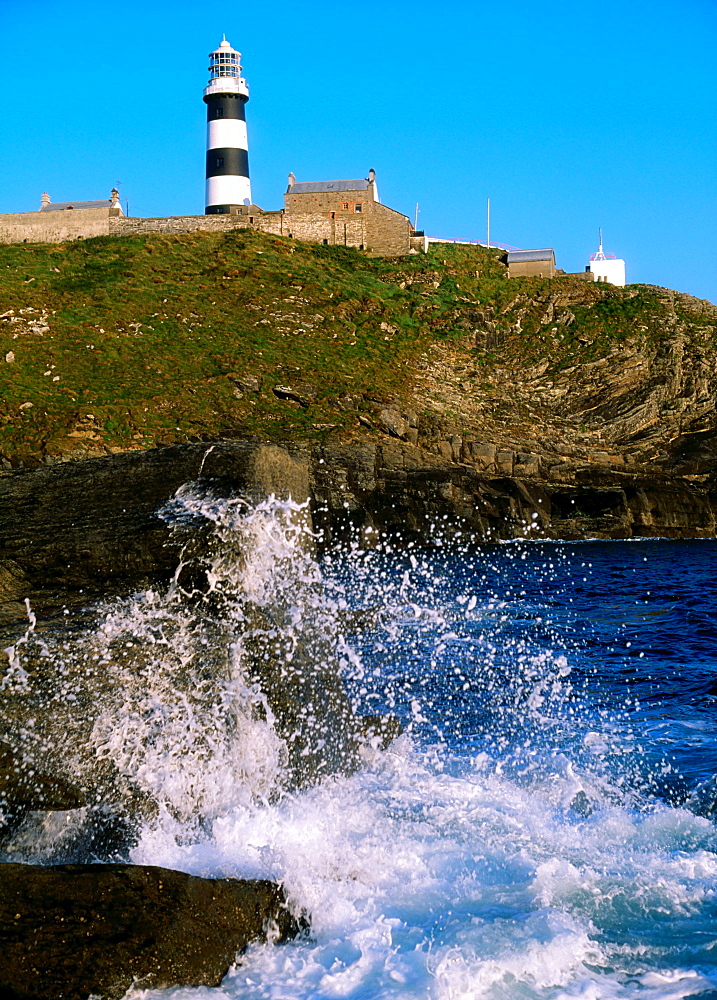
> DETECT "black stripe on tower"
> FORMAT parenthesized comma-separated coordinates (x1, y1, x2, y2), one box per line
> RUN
(204, 94, 247, 120)
(206, 148, 250, 178)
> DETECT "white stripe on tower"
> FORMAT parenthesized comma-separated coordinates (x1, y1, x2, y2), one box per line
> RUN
(203, 37, 251, 214)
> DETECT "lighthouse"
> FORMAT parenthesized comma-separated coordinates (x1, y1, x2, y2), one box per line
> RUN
(203, 38, 251, 214)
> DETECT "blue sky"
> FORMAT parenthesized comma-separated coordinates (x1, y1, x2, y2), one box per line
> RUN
(1, 0, 715, 301)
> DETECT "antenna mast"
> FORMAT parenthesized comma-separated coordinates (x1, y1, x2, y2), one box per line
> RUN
(486, 197, 491, 249)
(594, 227, 606, 260)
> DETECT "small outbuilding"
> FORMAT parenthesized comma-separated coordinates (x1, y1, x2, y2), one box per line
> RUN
(507, 248, 556, 279)
(588, 232, 626, 286)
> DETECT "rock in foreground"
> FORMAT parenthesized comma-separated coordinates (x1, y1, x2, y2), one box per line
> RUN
(0, 862, 304, 1000)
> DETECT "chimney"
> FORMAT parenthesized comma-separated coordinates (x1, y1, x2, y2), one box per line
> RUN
(287, 171, 296, 189)
(367, 169, 379, 203)
(109, 187, 123, 216)
(40, 192, 51, 211)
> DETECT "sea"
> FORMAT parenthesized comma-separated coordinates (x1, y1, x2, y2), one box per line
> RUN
(5, 494, 717, 999)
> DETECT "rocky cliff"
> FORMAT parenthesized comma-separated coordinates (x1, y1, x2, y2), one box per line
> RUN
(1, 231, 716, 610)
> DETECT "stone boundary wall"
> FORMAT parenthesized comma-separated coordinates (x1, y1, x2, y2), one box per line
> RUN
(558, 271, 595, 282)
(1, 205, 414, 256)
(0, 208, 113, 244)
(109, 214, 252, 237)
(110, 206, 411, 256)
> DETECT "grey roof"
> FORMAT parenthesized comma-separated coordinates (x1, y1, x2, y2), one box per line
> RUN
(40, 200, 113, 212)
(288, 179, 370, 194)
(506, 248, 555, 262)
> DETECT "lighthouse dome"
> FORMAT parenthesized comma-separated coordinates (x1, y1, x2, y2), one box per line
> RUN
(204, 36, 248, 99)
(208, 38, 242, 80)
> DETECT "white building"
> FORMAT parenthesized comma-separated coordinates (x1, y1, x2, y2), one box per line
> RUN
(588, 230, 626, 286)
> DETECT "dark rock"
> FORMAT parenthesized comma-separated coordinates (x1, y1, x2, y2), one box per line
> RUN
(379, 408, 409, 440)
(311, 441, 717, 544)
(0, 742, 86, 839)
(0, 862, 304, 1000)
(272, 382, 317, 407)
(569, 790, 594, 817)
(227, 373, 263, 398)
(243, 605, 361, 789)
(0, 440, 370, 822)
(0, 435, 715, 828)
(0, 440, 310, 619)
(0, 561, 27, 604)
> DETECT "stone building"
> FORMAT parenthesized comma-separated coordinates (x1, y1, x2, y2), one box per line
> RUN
(0, 189, 123, 245)
(276, 170, 419, 255)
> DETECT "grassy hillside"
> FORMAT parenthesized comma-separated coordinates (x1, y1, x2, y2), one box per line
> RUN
(0, 228, 713, 467)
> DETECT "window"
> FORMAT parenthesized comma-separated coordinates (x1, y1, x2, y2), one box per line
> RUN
(342, 203, 349, 210)
(330, 212, 335, 219)
(216, 156, 224, 167)
(323, 239, 329, 245)
(354, 203, 362, 213)
(215, 108, 224, 118)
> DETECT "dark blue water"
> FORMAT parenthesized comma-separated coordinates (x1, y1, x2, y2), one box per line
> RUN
(336, 539, 717, 800)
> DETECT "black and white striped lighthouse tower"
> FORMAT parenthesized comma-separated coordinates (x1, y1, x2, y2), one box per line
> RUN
(203, 37, 251, 214)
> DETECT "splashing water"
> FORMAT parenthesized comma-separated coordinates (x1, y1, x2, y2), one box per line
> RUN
(2, 492, 716, 999)
(0, 489, 358, 855)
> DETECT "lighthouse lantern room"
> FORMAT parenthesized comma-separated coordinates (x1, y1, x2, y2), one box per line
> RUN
(204, 38, 251, 214)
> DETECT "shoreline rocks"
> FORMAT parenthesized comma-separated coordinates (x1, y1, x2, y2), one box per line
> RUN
(0, 862, 305, 1000)
(0, 436, 714, 628)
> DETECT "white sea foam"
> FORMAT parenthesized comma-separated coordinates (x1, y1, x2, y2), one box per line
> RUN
(128, 743, 717, 1000)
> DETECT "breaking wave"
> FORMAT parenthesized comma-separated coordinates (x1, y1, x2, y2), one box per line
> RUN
(2, 490, 716, 998)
